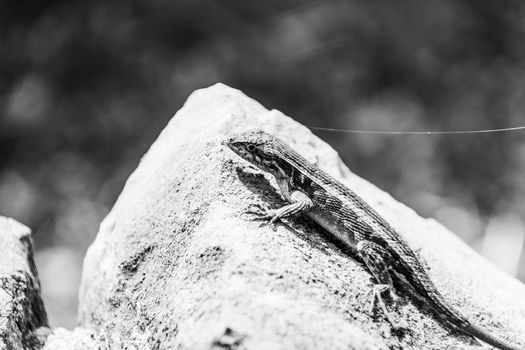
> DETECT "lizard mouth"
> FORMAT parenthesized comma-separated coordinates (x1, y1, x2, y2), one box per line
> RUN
(224, 140, 239, 153)
(224, 140, 247, 160)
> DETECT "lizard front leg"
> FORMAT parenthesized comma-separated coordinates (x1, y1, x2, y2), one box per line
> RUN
(244, 190, 313, 227)
(357, 240, 402, 326)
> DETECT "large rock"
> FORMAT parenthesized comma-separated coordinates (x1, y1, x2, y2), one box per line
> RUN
(77, 83, 525, 349)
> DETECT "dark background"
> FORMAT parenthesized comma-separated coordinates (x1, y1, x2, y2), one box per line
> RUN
(1, 0, 524, 328)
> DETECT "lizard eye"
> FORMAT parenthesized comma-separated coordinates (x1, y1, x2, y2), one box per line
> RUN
(247, 144, 255, 152)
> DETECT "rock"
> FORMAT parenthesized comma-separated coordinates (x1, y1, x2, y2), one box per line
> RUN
(2, 84, 521, 349)
(0, 217, 47, 349)
(77, 83, 525, 349)
(41, 328, 99, 350)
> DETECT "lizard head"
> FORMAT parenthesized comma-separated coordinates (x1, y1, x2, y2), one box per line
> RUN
(225, 130, 281, 173)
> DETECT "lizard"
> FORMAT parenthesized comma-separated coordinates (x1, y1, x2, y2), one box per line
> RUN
(225, 130, 523, 350)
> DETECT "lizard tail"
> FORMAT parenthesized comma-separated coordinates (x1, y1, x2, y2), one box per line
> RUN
(462, 322, 523, 350)
(413, 275, 523, 350)
(426, 290, 523, 350)
(404, 254, 523, 350)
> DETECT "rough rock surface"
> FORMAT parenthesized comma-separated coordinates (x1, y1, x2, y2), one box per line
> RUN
(77, 83, 525, 349)
(40, 327, 99, 350)
(0, 217, 47, 349)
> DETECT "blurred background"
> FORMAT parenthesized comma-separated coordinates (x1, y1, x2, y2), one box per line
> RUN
(1, 0, 524, 328)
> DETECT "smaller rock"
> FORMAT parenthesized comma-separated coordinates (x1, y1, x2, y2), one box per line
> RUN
(0, 216, 48, 349)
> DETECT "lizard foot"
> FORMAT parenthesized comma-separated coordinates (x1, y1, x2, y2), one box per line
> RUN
(241, 204, 281, 230)
(363, 284, 406, 328)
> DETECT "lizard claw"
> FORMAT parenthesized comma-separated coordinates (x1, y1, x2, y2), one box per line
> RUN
(362, 284, 407, 329)
(242, 203, 268, 216)
(256, 211, 280, 231)
(240, 204, 265, 219)
(362, 284, 389, 314)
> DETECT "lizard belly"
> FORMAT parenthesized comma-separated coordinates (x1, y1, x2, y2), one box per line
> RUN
(307, 208, 358, 251)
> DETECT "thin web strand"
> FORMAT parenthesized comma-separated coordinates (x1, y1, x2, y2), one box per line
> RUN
(307, 125, 525, 135)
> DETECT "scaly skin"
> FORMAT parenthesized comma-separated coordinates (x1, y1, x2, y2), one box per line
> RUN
(226, 130, 522, 350)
